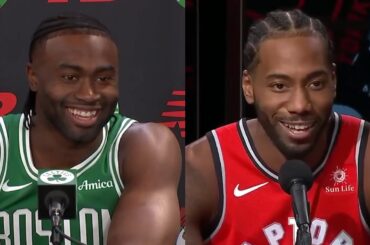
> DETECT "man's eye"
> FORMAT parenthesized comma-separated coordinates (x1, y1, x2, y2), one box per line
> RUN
(97, 76, 113, 82)
(62, 75, 78, 81)
(309, 81, 324, 90)
(271, 83, 286, 91)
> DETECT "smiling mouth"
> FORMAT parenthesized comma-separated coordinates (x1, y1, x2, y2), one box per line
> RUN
(280, 121, 315, 134)
(67, 108, 98, 119)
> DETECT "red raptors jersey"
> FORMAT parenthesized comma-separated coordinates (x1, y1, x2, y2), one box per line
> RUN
(206, 113, 370, 244)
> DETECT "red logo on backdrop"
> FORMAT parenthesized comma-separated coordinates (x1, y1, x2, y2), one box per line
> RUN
(161, 90, 185, 138)
(0, 92, 17, 116)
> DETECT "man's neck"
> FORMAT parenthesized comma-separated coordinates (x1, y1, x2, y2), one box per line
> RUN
(29, 124, 103, 169)
(246, 117, 335, 173)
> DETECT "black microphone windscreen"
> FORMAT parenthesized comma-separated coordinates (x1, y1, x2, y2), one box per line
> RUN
(278, 159, 313, 194)
(38, 169, 77, 219)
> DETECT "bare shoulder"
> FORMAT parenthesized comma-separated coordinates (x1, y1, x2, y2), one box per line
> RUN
(119, 122, 182, 183)
(107, 122, 182, 244)
(186, 136, 217, 185)
(186, 136, 211, 165)
(185, 135, 219, 243)
(123, 122, 180, 151)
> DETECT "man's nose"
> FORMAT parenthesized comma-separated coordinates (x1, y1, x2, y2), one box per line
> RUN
(75, 79, 100, 102)
(286, 87, 312, 114)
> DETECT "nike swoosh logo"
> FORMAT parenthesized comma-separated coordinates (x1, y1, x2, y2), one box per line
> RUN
(1, 179, 32, 192)
(234, 182, 269, 197)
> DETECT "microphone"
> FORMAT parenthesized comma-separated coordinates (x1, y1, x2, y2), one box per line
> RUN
(278, 159, 313, 245)
(38, 169, 77, 244)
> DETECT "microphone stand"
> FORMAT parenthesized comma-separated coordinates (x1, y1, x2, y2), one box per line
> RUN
(296, 224, 311, 245)
(291, 183, 312, 245)
(49, 200, 65, 245)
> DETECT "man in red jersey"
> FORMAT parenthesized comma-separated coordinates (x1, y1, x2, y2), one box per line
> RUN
(186, 9, 370, 244)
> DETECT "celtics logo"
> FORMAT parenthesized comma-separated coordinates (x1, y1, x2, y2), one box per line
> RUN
(40, 170, 75, 184)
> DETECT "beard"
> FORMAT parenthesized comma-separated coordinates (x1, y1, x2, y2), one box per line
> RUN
(253, 102, 333, 159)
(42, 100, 116, 144)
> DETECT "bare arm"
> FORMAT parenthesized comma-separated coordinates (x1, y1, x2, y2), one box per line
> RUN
(185, 136, 219, 245)
(107, 123, 182, 245)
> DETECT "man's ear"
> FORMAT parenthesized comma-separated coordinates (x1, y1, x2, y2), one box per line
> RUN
(26, 63, 39, 92)
(242, 69, 254, 104)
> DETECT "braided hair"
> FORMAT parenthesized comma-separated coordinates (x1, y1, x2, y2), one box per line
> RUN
(243, 9, 334, 71)
(24, 12, 114, 128)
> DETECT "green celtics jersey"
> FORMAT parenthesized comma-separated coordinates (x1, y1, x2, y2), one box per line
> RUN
(0, 113, 135, 245)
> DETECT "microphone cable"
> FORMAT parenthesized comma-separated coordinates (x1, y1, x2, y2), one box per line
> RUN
(48, 195, 86, 245)
(53, 226, 87, 245)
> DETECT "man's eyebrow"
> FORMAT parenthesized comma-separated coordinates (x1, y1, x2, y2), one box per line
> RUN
(95, 65, 116, 73)
(304, 70, 330, 81)
(58, 63, 82, 71)
(58, 64, 116, 73)
(265, 73, 291, 80)
(265, 70, 330, 81)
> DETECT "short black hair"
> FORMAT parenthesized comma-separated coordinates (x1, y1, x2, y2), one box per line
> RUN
(24, 12, 114, 128)
(243, 9, 334, 71)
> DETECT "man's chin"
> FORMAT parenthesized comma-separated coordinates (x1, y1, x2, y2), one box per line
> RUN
(64, 129, 98, 144)
(279, 142, 313, 159)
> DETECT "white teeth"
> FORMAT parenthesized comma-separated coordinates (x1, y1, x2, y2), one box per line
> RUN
(282, 123, 312, 131)
(68, 108, 97, 118)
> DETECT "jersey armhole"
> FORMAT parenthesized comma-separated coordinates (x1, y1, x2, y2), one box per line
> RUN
(202, 131, 225, 240)
(358, 121, 370, 231)
(0, 117, 8, 190)
(109, 118, 136, 196)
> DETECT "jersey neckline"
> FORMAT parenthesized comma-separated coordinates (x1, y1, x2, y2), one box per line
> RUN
(237, 112, 341, 181)
(18, 114, 108, 180)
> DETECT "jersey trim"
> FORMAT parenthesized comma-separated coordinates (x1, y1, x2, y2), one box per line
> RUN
(358, 121, 370, 231)
(20, 114, 37, 180)
(202, 131, 225, 240)
(312, 112, 341, 176)
(239, 119, 278, 180)
(18, 114, 109, 180)
(0, 117, 9, 191)
(109, 117, 136, 196)
(204, 130, 227, 242)
(72, 127, 107, 176)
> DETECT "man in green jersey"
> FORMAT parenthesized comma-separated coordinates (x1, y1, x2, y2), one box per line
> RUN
(0, 13, 181, 244)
